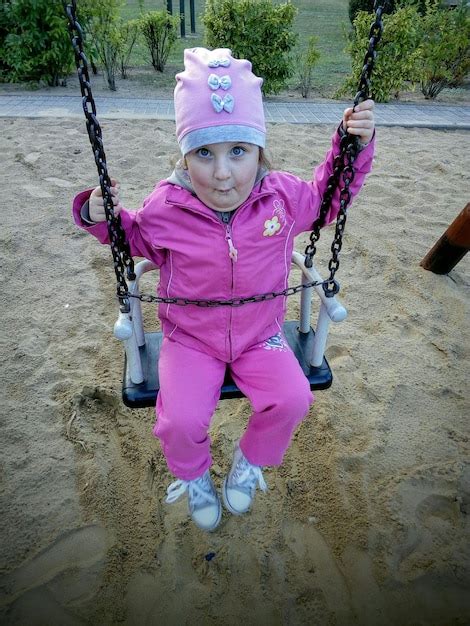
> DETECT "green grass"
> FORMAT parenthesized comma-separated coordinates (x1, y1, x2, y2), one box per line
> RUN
(291, 0, 352, 95)
(118, 0, 353, 97)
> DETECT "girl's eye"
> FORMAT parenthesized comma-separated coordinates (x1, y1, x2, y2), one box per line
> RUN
(196, 148, 211, 158)
(231, 146, 245, 157)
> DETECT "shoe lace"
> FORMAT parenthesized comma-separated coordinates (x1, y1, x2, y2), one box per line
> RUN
(165, 474, 218, 508)
(233, 456, 268, 493)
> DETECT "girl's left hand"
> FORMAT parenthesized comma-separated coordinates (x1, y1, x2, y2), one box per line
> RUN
(342, 99, 375, 146)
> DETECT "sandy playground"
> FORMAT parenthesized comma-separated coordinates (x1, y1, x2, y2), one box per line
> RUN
(0, 114, 469, 625)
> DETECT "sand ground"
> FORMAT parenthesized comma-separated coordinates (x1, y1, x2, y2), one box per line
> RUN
(0, 115, 469, 625)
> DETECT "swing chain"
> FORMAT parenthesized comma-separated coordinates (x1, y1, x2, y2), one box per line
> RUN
(303, 0, 386, 297)
(128, 277, 328, 307)
(65, 0, 135, 313)
(66, 1, 385, 309)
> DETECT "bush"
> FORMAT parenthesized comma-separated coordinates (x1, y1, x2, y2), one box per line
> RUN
(82, 0, 124, 91)
(118, 19, 140, 79)
(418, 1, 470, 98)
(349, 0, 396, 23)
(397, 0, 428, 15)
(340, 6, 421, 102)
(1, 0, 73, 86)
(0, 1, 11, 79)
(139, 10, 179, 72)
(202, 0, 298, 95)
(296, 36, 321, 98)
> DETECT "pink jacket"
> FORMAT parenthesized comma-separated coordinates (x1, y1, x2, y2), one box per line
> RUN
(73, 130, 374, 362)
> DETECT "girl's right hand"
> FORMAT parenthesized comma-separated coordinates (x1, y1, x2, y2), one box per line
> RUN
(89, 178, 122, 222)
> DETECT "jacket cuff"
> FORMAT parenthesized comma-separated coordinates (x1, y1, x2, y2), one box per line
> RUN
(80, 200, 97, 226)
(72, 188, 110, 243)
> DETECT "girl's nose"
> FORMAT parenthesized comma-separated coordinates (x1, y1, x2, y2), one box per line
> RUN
(214, 157, 231, 180)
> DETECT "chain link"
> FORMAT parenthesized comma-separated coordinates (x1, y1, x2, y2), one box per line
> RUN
(66, 1, 135, 313)
(304, 1, 386, 297)
(128, 277, 330, 306)
(66, 0, 386, 308)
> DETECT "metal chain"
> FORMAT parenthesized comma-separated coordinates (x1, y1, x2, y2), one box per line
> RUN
(128, 278, 328, 307)
(66, 0, 386, 308)
(65, 0, 135, 313)
(304, 0, 387, 297)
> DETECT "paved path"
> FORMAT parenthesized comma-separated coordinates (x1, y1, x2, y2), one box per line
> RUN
(0, 93, 469, 129)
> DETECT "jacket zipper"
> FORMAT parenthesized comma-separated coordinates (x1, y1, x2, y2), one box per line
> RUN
(225, 223, 236, 360)
(225, 223, 238, 262)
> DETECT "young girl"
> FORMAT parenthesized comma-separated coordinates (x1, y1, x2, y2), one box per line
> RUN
(73, 47, 375, 532)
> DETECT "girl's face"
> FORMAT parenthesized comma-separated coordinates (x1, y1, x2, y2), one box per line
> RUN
(185, 141, 260, 212)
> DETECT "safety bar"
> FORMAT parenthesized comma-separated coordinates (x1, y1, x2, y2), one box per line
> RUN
(115, 253, 347, 384)
(291, 251, 347, 367)
(114, 260, 157, 384)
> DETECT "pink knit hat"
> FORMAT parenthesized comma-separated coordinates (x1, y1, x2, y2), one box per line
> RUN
(174, 47, 266, 156)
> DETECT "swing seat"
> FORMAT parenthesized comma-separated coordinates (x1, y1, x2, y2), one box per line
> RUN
(115, 253, 348, 409)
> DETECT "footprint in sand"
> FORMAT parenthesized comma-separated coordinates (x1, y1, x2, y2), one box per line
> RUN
(23, 152, 41, 165)
(45, 177, 75, 188)
(21, 184, 53, 199)
(393, 474, 469, 585)
(282, 520, 395, 625)
(2, 525, 109, 624)
(282, 519, 353, 624)
(326, 344, 355, 369)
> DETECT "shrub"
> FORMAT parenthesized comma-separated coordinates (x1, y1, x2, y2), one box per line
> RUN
(139, 10, 179, 72)
(118, 19, 140, 79)
(1, 0, 73, 86)
(349, 0, 396, 23)
(202, 0, 298, 95)
(340, 6, 421, 102)
(418, 1, 470, 98)
(397, 0, 428, 15)
(0, 1, 11, 80)
(296, 36, 321, 98)
(83, 0, 124, 90)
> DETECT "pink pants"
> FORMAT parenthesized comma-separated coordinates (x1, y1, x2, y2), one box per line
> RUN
(153, 335, 314, 480)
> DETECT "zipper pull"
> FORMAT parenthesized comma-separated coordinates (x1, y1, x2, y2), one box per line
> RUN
(225, 225, 238, 262)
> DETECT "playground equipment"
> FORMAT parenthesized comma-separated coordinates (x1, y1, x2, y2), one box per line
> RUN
(65, 0, 387, 407)
(166, 0, 196, 37)
(421, 202, 470, 274)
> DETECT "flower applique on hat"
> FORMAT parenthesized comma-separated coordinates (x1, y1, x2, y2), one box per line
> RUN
(174, 47, 266, 156)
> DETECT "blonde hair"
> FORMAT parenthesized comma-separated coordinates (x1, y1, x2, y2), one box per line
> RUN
(259, 147, 271, 171)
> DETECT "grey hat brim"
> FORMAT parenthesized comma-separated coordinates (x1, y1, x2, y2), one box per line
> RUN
(179, 124, 266, 155)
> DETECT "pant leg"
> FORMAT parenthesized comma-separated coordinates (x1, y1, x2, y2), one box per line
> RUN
(154, 338, 226, 481)
(229, 332, 314, 467)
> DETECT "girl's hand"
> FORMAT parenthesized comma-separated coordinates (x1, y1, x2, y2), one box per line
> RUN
(89, 178, 122, 222)
(342, 99, 375, 146)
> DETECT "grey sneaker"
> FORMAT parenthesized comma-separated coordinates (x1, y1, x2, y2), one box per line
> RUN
(165, 469, 222, 531)
(223, 443, 267, 515)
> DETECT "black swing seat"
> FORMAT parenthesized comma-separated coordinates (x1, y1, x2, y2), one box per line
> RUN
(115, 253, 347, 409)
(122, 322, 333, 408)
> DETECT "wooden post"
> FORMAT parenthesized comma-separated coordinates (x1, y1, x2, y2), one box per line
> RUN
(166, 0, 172, 13)
(420, 202, 470, 274)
